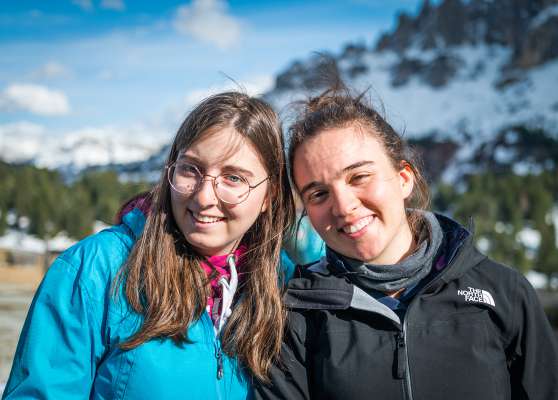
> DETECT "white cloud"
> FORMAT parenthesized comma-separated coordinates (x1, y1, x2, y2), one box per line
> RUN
(0, 121, 46, 163)
(101, 0, 126, 11)
(72, 0, 93, 11)
(173, 0, 241, 49)
(32, 61, 72, 80)
(0, 84, 70, 116)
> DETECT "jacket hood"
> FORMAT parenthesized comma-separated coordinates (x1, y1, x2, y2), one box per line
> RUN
(283, 213, 486, 323)
(119, 207, 147, 248)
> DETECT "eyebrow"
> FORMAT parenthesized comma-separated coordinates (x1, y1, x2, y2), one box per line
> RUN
(342, 160, 375, 173)
(299, 160, 375, 197)
(177, 154, 255, 178)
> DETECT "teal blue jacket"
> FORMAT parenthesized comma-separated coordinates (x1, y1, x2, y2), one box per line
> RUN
(3, 209, 249, 399)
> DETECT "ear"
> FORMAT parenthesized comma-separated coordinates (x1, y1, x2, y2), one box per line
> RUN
(260, 194, 269, 213)
(260, 183, 274, 213)
(398, 162, 415, 200)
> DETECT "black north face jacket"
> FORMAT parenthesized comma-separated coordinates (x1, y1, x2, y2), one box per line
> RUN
(255, 216, 558, 400)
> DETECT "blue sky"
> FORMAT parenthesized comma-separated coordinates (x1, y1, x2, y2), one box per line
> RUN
(0, 0, 424, 142)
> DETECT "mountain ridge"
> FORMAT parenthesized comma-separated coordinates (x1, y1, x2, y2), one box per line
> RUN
(1, 0, 557, 183)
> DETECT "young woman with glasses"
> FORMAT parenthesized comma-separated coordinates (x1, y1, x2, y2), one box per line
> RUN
(255, 87, 558, 400)
(3, 92, 295, 399)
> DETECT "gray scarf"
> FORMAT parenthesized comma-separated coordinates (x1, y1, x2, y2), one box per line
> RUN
(327, 211, 443, 293)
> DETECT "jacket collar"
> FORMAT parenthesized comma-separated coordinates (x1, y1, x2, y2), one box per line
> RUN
(121, 207, 147, 243)
(283, 213, 486, 322)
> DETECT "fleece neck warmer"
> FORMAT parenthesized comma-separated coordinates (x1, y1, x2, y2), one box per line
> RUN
(328, 211, 443, 293)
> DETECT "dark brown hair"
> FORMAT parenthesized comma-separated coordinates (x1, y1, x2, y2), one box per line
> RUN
(288, 86, 430, 236)
(117, 91, 295, 381)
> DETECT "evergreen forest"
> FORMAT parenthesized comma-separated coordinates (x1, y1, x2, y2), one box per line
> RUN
(0, 161, 151, 240)
(1, 154, 557, 287)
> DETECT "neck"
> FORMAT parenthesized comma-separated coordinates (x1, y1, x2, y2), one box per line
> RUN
(205, 244, 247, 266)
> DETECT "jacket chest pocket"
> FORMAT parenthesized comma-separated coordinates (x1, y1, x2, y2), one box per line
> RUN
(310, 314, 403, 398)
(408, 309, 510, 400)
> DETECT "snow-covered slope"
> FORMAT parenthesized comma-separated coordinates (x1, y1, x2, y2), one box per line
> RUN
(267, 45, 558, 140)
(0, 122, 167, 174)
(264, 0, 558, 182)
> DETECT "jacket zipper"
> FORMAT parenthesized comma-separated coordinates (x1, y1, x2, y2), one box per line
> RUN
(202, 311, 225, 381)
(215, 344, 224, 380)
(402, 319, 413, 400)
(396, 239, 470, 399)
(394, 326, 413, 400)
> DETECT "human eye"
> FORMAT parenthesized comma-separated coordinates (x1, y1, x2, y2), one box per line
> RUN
(305, 189, 328, 205)
(349, 172, 373, 185)
(176, 162, 199, 177)
(221, 173, 247, 187)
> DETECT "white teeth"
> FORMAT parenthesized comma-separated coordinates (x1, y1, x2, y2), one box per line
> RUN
(193, 212, 223, 223)
(343, 216, 373, 234)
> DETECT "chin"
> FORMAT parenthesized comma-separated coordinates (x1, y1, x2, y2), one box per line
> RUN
(354, 247, 382, 263)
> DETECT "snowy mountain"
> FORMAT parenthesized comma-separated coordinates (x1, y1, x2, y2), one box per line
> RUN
(264, 0, 558, 182)
(0, 122, 167, 177)
(1, 0, 556, 183)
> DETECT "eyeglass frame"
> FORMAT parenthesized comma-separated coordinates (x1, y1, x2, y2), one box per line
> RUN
(166, 161, 270, 205)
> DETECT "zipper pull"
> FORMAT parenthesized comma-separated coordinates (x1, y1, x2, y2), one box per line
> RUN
(395, 332, 406, 379)
(216, 347, 224, 380)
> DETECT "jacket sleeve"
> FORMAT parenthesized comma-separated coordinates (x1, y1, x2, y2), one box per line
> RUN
(253, 312, 312, 400)
(282, 215, 325, 266)
(2, 256, 107, 399)
(508, 273, 558, 399)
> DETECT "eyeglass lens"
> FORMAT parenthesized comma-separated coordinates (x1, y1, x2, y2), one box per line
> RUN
(169, 162, 250, 204)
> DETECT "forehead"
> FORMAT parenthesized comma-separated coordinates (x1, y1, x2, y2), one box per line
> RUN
(294, 125, 387, 178)
(178, 126, 267, 172)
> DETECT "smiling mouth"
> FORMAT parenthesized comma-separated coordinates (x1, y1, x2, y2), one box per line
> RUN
(190, 211, 226, 224)
(340, 215, 374, 234)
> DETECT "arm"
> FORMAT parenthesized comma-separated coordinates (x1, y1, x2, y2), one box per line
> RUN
(253, 312, 312, 400)
(508, 273, 558, 399)
(283, 215, 325, 267)
(3, 256, 106, 399)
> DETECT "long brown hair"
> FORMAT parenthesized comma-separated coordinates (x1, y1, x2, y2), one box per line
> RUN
(118, 92, 295, 381)
(288, 86, 430, 237)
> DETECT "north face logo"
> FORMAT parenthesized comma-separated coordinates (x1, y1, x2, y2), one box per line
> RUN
(457, 287, 495, 307)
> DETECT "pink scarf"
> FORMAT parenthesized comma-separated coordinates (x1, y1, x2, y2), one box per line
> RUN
(201, 245, 247, 324)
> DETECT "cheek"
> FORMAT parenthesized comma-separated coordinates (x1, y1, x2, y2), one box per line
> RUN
(305, 206, 329, 234)
(363, 181, 396, 205)
(236, 192, 267, 222)
(170, 190, 187, 210)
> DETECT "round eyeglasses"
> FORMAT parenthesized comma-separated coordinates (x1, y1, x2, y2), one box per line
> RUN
(167, 161, 269, 205)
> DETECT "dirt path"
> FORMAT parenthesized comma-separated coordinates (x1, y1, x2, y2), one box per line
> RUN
(0, 266, 43, 394)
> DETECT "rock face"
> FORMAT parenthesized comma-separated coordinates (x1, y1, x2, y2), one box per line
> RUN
(263, 0, 558, 184)
(270, 0, 558, 96)
(274, 54, 341, 92)
(376, 0, 558, 70)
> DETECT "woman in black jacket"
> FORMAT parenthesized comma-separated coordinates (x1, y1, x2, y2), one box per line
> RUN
(254, 88, 558, 400)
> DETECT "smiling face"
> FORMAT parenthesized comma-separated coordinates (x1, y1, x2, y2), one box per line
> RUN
(170, 126, 269, 257)
(293, 124, 415, 264)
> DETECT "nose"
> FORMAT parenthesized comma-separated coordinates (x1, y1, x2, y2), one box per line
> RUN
(193, 177, 219, 207)
(330, 186, 359, 217)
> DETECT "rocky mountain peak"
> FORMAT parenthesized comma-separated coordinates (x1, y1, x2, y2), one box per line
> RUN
(375, 0, 558, 69)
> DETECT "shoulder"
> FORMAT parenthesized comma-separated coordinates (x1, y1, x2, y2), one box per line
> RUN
(467, 252, 524, 293)
(287, 258, 341, 291)
(55, 208, 145, 284)
(459, 252, 542, 332)
(41, 222, 138, 309)
(59, 224, 134, 273)
(284, 258, 353, 315)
